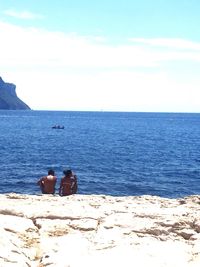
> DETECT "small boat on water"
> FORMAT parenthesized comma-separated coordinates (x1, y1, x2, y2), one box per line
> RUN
(52, 125, 65, 129)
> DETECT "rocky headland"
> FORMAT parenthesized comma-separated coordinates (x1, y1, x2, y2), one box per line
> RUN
(0, 77, 30, 110)
(0, 193, 200, 266)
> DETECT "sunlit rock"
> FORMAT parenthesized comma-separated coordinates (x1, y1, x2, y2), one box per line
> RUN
(0, 193, 199, 266)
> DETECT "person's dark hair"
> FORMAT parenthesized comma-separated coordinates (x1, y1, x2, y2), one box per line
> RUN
(63, 169, 72, 176)
(48, 169, 55, 176)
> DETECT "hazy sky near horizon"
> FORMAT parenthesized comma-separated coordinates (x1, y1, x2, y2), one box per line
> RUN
(0, 0, 200, 112)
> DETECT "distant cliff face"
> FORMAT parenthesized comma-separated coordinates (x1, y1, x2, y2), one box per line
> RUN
(0, 77, 30, 110)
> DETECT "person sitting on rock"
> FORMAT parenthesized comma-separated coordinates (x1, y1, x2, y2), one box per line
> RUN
(37, 169, 57, 194)
(59, 169, 78, 196)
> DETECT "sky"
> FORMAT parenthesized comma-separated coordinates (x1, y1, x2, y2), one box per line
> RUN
(0, 0, 200, 112)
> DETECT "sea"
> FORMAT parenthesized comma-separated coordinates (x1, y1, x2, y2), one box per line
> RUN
(0, 110, 200, 198)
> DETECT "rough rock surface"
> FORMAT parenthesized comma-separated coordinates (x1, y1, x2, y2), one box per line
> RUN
(0, 193, 200, 266)
(0, 77, 30, 110)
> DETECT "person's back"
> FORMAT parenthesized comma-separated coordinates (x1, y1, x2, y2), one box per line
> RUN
(37, 169, 57, 194)
(59, 176, 72, 196)
(59, 169, 78, 196)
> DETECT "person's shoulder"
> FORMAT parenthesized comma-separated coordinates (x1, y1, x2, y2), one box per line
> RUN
(52, 175, 57, 181)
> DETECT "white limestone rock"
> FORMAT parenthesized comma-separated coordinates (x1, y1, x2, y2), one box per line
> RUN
(0, 193, 199, 266)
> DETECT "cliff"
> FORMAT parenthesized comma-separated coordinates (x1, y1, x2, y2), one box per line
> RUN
(0, 193, 200, 266)
(0, 77, 30, 110)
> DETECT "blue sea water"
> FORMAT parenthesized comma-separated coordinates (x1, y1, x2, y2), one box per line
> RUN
(0, 110, 200, 198)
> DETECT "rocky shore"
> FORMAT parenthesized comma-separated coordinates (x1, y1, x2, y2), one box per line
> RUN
(0, 193, 200, 266)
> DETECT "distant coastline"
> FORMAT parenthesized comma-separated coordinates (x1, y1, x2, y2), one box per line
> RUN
(0, 77, 30, 110)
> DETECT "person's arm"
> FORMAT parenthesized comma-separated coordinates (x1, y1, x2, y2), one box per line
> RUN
(59, 179, 63, 196)
(54, 176, 57, 186)
(71, 175, 78, 194)
(37, 177, 45, 193)
(37, 177, 44, 186)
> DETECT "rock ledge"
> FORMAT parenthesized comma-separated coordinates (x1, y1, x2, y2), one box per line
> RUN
(0, 193, 200, 266)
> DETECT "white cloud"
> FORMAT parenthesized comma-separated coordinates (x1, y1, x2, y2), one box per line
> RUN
(0, 21, 158, 68)
(3, 9, 44, 19)
(1, 21, 200, 69)
(130, 38, 200, 51)
(0, 21, 200, 112)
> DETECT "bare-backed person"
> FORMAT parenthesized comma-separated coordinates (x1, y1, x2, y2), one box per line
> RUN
(59, 169, 78, 196)
(37, 169, 57, 194)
